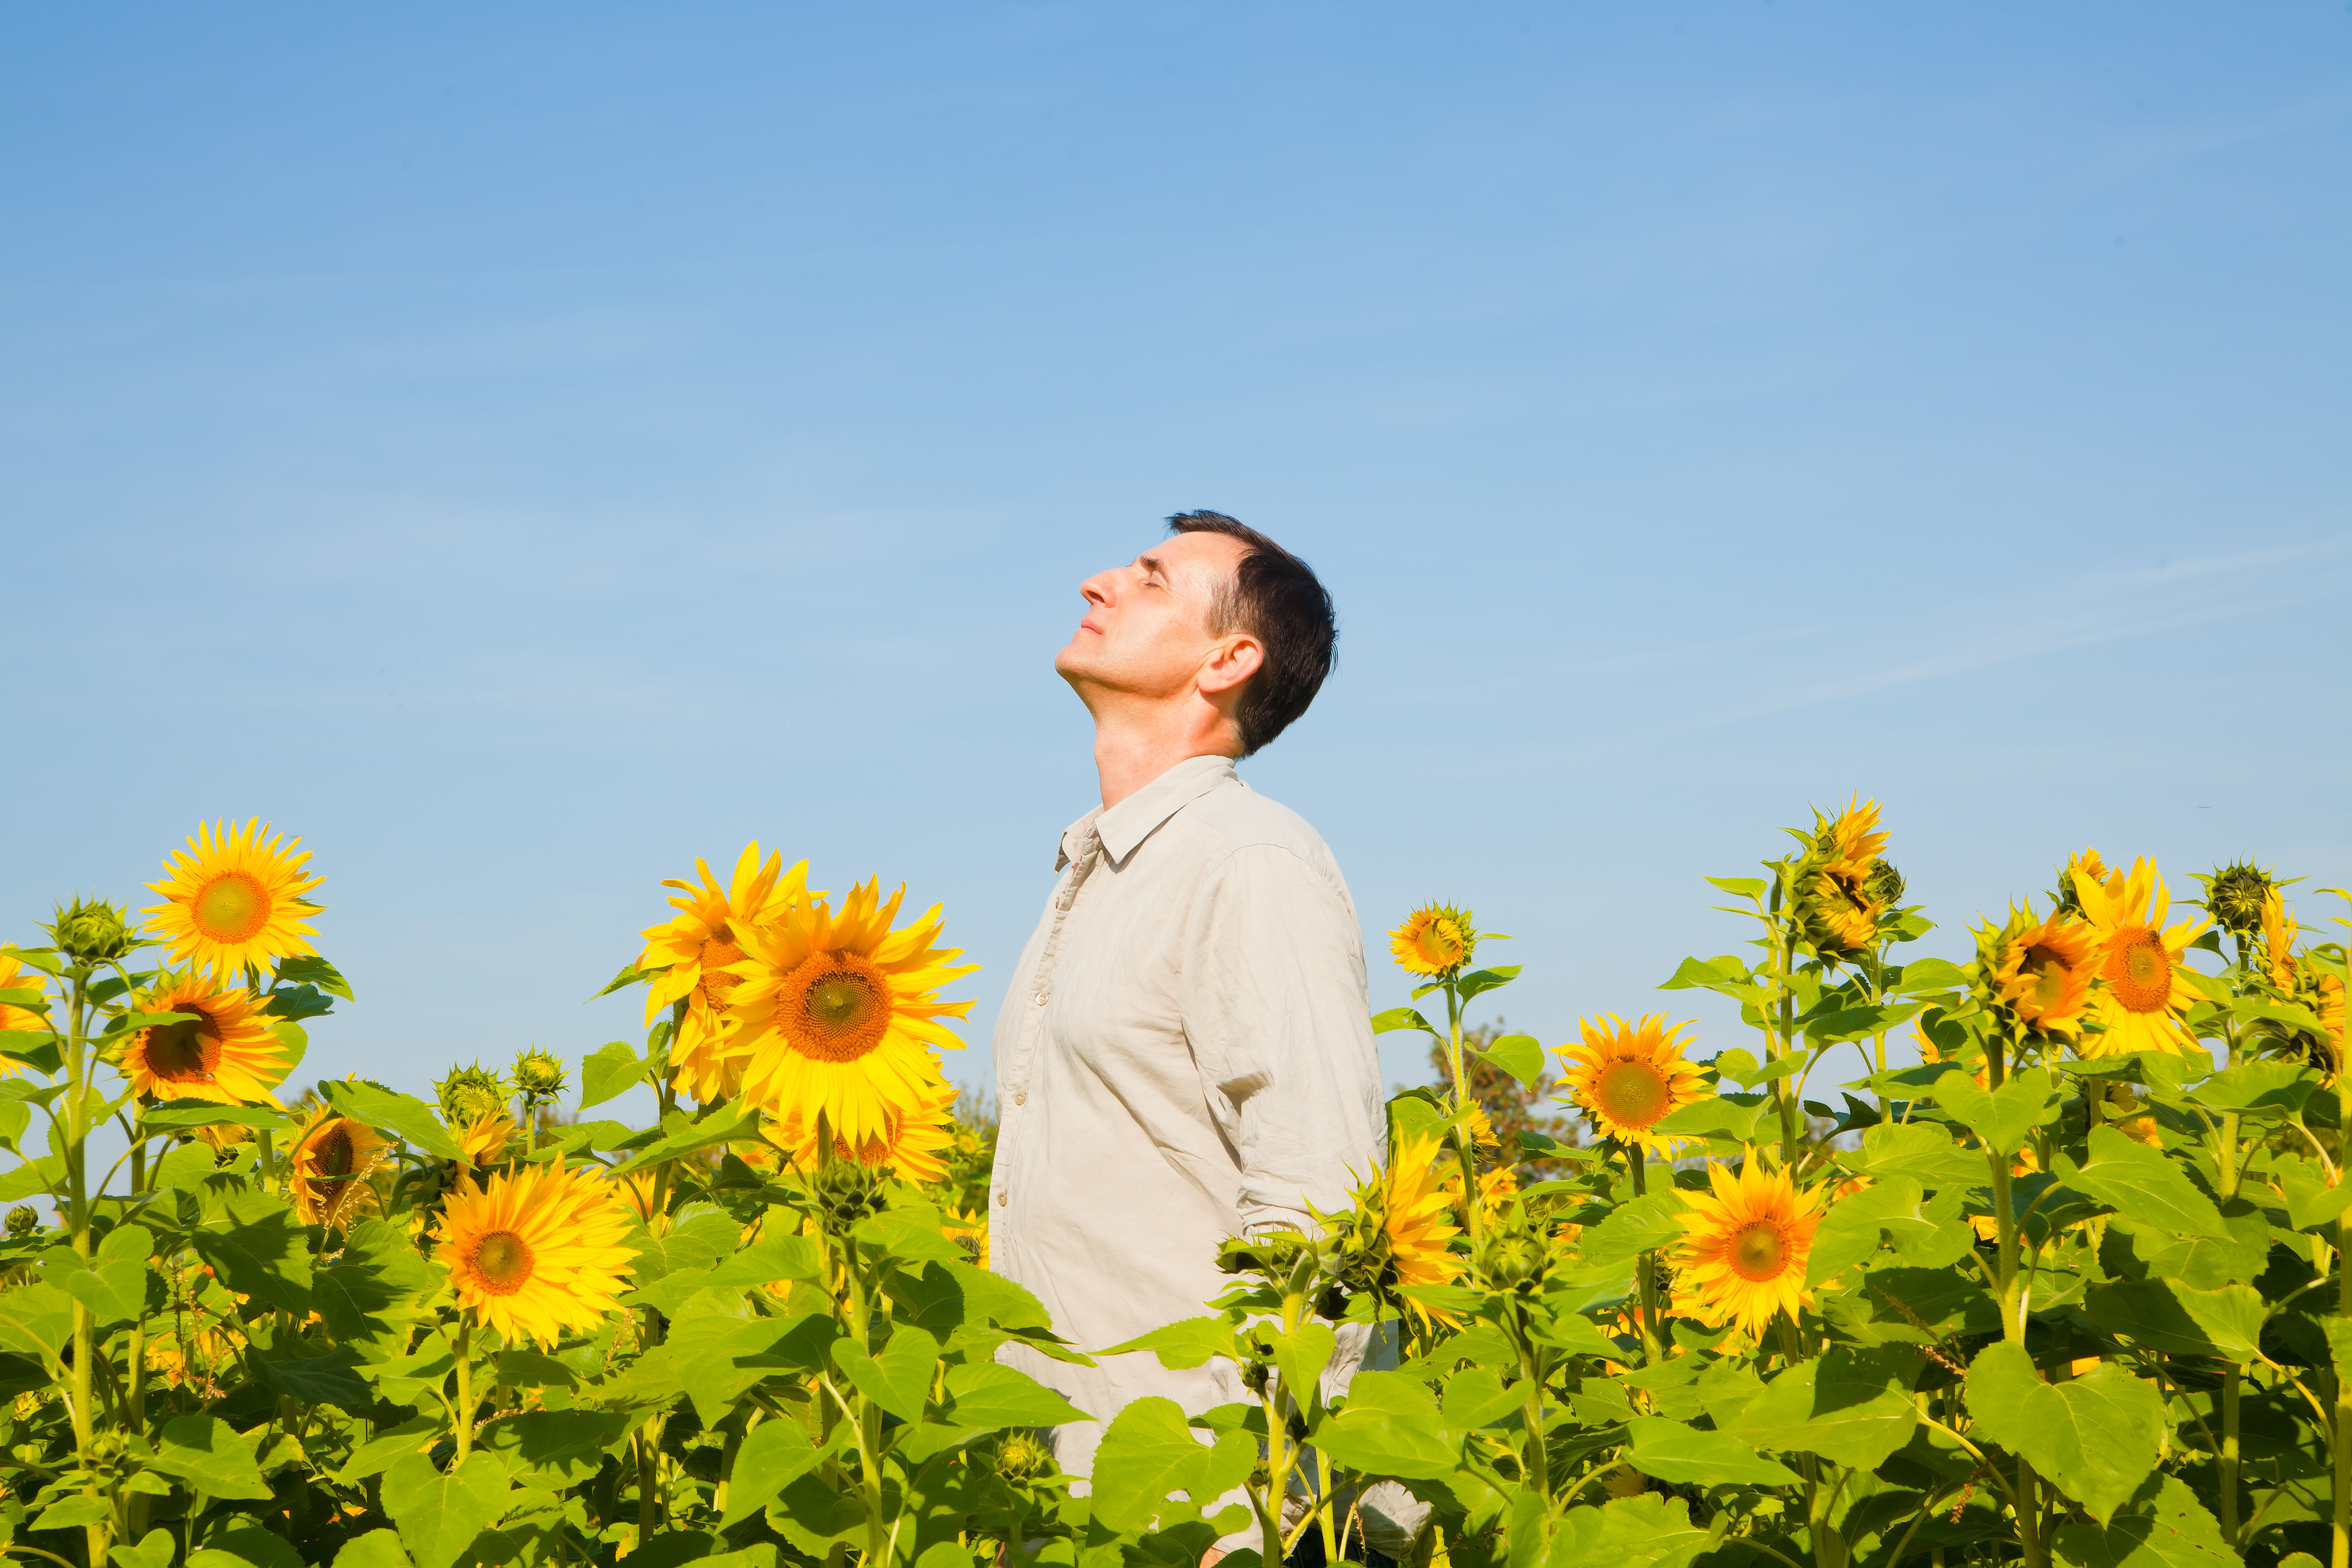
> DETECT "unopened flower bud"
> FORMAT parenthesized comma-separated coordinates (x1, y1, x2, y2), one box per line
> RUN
(5, 1205, 35, 1237)
(434, 1063, 512, 1126)
(993, 1430, 1053, 1482)
(2207, 863, 2276, 938)
(49, 898, 135, 964)
(513, 1047, 567, 1100)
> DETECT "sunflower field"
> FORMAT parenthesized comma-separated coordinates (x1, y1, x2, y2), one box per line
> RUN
(2, 806, 2349, 1568)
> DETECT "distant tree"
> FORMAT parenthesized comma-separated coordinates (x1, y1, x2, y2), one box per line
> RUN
(1431, 1019, 1580, 1179)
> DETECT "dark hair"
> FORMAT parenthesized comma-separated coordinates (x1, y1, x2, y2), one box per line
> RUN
(1166, 510, 1337, 755)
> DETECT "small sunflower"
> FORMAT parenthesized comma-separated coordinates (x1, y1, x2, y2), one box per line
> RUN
(1796, 798, 1892, 959)
(435, 1161, 636, 1348)
(143, 819, 325, 978)
(1389, 904, 1476, 978)
(2071, 854, 2210, 1057)
(770, 1069, 960, 1185)
(1985, 906, 2098, 1038)
(1384, 1134, 1467, 1292)
(287, 1100, 392, 1228)
(119, 973, 292, 1106)
(455, 1113, 518, 1170)
(1556, 1014, 1708, 1153)
(1675, 1154, 1824, 1338)
(638, 845, 817, 1104)
(723, 879, 977, 1149)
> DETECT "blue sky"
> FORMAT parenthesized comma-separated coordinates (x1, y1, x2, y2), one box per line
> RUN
(4, 4, 2347, 1113)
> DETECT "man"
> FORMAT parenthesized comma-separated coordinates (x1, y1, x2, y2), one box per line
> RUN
(989, 511, 1387, 1543)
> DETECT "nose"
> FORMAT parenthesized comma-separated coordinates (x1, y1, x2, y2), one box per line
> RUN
(1079, 568, 1116, 607)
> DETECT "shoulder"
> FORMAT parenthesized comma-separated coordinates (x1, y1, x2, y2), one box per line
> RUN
(1188, 781, 1352, 901)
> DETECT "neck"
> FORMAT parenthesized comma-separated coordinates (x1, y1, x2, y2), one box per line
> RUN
(1088, 699, 1238, 809)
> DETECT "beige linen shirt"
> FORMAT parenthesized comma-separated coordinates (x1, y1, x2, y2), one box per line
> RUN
(991, 754, 1387, 1479)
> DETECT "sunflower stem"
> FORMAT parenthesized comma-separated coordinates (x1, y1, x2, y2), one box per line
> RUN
(1627, 1145, 1662, 1365)
(2336, 1071, 2352, 1568)
(453, 1314, 474, 1464)
(1986, 1033, 2024, 1345)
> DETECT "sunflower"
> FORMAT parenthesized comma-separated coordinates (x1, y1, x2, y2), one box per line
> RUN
(943, 1210, 991, 1270)
(287, 1101, 392, 1228)
(0, 953, 48, 1035)
(1384, 1134, 1466, 1289)
(2071, 855, 2210, 1057)
(617, 1170, 663, 1226)
(434, 1161, 636, 1348)
(722, 879, 977, 1148)
(455, 1114, 518, 1170)
(1556, 1014, 1708, 1154)
(1986, 906, 2098, 1038)
(1389, 905, 1476, 977)
(770, 1069, 960, 1185)
(143, 819, 325, 978)
(119, 973, 292, 1106)
(1675, 1154, 1825, 1338)
(1818, 796, 1890, 870)
(2261, 890, 2300, 993)
(638, 845, 816, 1103)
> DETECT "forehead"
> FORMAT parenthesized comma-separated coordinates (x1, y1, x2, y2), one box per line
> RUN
(1136, 529, 1246, 583)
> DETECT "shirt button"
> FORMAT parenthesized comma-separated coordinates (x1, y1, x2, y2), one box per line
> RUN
(996, 1190, 1008, 1207)
(1033, 990, 1049, 1007)
(1014, 1090, 1027, 1106)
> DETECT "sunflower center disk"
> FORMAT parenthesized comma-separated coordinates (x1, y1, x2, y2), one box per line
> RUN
(2107, 930, 2172, 1013)
(1730, 1221, 1788, 1282)
(1595, 1061, 1669, 1128)
(319, 1127, 354, 1178)
(146, 1017, 222, 1082)
(784, 952, 893, 1062)
(192, 871, 271, 944)
(474, 1231, 536, 1294)
(1415, 922, 1462, 969)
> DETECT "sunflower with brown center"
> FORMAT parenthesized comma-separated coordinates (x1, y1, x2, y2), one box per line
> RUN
(1675, 1154, 1824, 1338)
(1985, 905, 2098, 1039)
(143, 818, 326, 979)
(722, 878, 977, 1149)
(2070, 853, 2210, 1057)
(637, 844, 816, 1104)
(119, 973, 292, 1106)
(1557, 1014, 1708, 1154)
(769, 1067, 960, 1185)
(287, 1100, 391, 1227)
(435, 1161, 636, 1347)
(1389, 904, 1476, 978)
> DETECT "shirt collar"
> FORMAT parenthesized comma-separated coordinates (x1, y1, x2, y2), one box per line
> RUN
(1059, 753, 1238, 870)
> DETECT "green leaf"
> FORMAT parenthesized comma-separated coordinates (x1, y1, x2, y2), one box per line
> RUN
(191, 1187, 313, 1312)
(2271, 1156, 2352, 1232)
(1852, 1122, 1986, 1189)
(577, 1040, 646, 1110)
(274, 955, 355, 1001)
(1101, 1315, 1238, 1369)
(1371, 1007, 1438, 1036)
(323, 1080, 463, 1162)
(151, 1414, 273, 1500)
(1271, 1321, 1336, 1410)
(1806, 1001, 1927, 1044)
(1551, 1494, 1711, 1568)
(721, 1417, 838, 1528)
(1708, 1051, 1802, 1087)
(478, 1409, 635, 1485)
(1966, 1341, 2162, 1523)
(1439, 1367, 1522, 1432)
(38, 1496, 114, 1530)
(1719, 1345, 1920, 1468)
(0, 1280, 72, 1365)
(1473, 1034, 1546, 1086)
(2055, 1127, 2228, 1239)
(316, 1219, 445, 1357)
(0, 1030, 64, 1075)
(2050, 1474, 2234, 1567)
(139, 1101, 292, 1130)
(612, 1100, 763, 1175)
(1805, 1177, 1924, 1287)
(255, 1345, 373, 1410)
(381, 1452, 514, 1568)
(1315, 1369, 1460, 1480)
(335, 1418, 440, 1484)
(191, 1526, 305, 1568)
(260, 984, 335, 1021)
(1704, 876, 1767, 899)
(330, 1532, 415, 1568)
(2186, 1059, 2319, 1117)
(944, 1361, 1091, 1427)
(1454, 965, 1520, 1002)
(153, 1140, 216, 1194)
(48, 1241, 148, 1325)
(110, 1530, 177, 1568)
(674, 1313, 828, 1426)
(1624, 1417, 1800, 1487)
(1932, 1067, 2062, 1157)
(2083, 1280, 2266, 1362)
(1090, 1395, 1257, 1531)
(1574, 1190, 1687, 1269)
(830, 1328, 940, 1423)
(1892, 958, 1970, 995)
(1660, 955, 1759, 998)
(590, 961, 663, 1000)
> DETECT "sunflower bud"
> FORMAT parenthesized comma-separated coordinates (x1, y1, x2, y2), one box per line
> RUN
(5, 1205, 35, 1238)
(434, 1063, 513, 1127)
(2205, 862, 2276, 938)
(993, 1430, 1054, 1483)
(48, 898, 135, 964)
(1478, 1231, 1546, 1291)
(1863, 859, 1905, 907)
(513, 1047, 567, 1101)
(811, 1158, 889, 1231)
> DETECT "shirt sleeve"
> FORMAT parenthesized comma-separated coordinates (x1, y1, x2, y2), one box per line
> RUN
(1178, 843, 1388, 1235)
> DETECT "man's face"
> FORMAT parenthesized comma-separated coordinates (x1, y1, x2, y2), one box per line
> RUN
(1055, 531, 1248, 702)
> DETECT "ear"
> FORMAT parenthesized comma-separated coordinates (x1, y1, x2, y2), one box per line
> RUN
(1197, 634, 1263, 698)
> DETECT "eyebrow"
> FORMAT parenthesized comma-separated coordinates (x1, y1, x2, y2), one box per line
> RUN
(1136, 552, 1168, 580)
